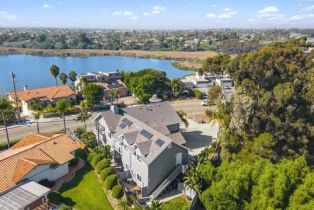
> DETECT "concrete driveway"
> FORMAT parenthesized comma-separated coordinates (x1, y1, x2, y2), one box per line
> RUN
(181, 119, 219, 156)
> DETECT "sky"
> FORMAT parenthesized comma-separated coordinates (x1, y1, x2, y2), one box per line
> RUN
(0, 0, 314, 29)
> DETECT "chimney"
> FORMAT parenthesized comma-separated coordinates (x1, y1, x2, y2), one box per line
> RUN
(24, 85, 28, 91)
(110, 105, 120, 114)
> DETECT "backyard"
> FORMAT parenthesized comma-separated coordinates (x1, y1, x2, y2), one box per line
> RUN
(161, 196, 191, 210)
(58, 163, 113, 210)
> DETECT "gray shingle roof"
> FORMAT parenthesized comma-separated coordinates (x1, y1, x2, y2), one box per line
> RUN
(101, 111, 121, 132)
(122, 101, 182, 128)
(123, 131, 138, 145)
(97, 102, 187, 165)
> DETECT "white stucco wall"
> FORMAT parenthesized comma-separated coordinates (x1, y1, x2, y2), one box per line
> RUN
(24, 163, 69, 182)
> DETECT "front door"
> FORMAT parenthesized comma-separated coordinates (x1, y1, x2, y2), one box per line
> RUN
(176, 152, 182, 166)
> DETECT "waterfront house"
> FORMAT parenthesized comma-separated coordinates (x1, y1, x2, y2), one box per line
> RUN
(75, 71, 128, 100)
(93, 101, 188, 199)
(7, 85, 76, 117)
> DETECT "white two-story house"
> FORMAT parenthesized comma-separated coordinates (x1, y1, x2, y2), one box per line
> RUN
(94, 101, 188, 199)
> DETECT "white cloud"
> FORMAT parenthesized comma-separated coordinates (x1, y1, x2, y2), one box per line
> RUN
(290, 13, 314, 21)
(42, 4, 53, 9)
(130, 16, 138, 20)
(303, 5, 314, 11)
(0, 11, 17, 21)
(206, 8, 238, 19)
(112, 11, 133, 16)
(247, 18, 255, 22)
(143, 5, 165, 16)
(257, 6, 281, 19)
(123, 11, 134, 16)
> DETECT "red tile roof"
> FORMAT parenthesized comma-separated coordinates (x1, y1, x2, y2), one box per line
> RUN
(0, 133, 81, 193)
(8, 85, 75, 102)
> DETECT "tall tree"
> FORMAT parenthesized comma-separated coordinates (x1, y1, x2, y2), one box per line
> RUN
(59, 72, 68, 85)
(169, 78, 184, 98)
(68, 70, 77, 83)
(0, 98, 13, 148)
(76, 111, 91, 130)
(109, 88, 120, 104)
(33, 112, 41, 134)
(50, 64, 60, 86)
(56, 99, 71, 132)
(177, 110, 189, 128)
(82, 83, 104, 105)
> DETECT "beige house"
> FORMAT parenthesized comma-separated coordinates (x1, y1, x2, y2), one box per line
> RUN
(7, 85, 76, 117)
(0, 133, 82, 191)
(0, 133, 82, 209)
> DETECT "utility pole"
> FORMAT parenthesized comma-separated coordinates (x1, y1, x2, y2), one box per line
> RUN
(11, 72, 21, 122)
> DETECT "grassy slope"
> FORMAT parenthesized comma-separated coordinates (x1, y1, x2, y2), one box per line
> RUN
(59, 164, 113, 210)
(161, 196, 191, 210)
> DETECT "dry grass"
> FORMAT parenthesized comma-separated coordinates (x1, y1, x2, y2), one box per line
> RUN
(0, 47, 218, 60)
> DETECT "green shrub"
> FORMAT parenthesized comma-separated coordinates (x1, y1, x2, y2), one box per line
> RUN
(192, 89, 203, 99)
(112, 184, 124, 199)
(87, 152, 95, 163)
(39, 179, 55, 188)
(59, 204, 72, 210)
(69, 158, 79, 167)
(100, 167, 114, 181)
(96, 159, 111, 173)
(91, 154, 103, 167)
(104, 174, 118, 190)
(48, 192, 62, 204)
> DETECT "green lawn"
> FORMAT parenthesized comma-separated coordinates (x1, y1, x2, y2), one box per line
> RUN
(59, 163, 113, 210)
(161, 196, 191, 210)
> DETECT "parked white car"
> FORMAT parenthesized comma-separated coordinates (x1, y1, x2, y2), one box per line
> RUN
(201, 100, 209, 106)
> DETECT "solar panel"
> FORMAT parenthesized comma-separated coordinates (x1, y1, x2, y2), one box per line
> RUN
(140, 129, 153, 139)
(119, 123, 126, 129)
(155, 139, 165, 147)
(122, 118, 133, 126)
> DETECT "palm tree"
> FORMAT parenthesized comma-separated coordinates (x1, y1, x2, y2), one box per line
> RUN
(76, 111, 91, 130)
(177, 110, 189, 128)
(50, 64, 60, 86)
(0, 98, 13, 148)
(169, 79, 184, 98)
(183, 168, 201, 193)
(109, 88, 119, 104)
(118, 198, 128, 210)
(56, 99, 71, 133)
(68, 70, 77, 83)
(59, 72, 68, 85)
(33, 111, 41, 134)
(150, 200, 162, 210)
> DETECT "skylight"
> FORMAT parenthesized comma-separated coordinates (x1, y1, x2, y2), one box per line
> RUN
(155, 139, 165, 147)
(140, 129, 153, 139)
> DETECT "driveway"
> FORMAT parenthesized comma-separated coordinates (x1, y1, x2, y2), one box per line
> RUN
(182, 119, 219, 156)
(171, 99, 215, 122)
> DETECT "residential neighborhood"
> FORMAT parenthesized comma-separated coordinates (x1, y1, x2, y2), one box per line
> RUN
(0, 1, 314, 209)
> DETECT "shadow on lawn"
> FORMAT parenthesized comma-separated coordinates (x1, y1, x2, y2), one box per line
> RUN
(58, 152, 93, 207)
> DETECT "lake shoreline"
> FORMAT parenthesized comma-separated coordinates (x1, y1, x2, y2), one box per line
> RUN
(0, 47, 216, 70)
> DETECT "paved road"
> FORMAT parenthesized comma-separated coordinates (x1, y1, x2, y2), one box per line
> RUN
(0, 117, 95, 144)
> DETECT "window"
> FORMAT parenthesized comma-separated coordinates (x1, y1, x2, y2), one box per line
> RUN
(124, 144, 128, 151)
(137, 174, 142, 182)
(137, 155, 141, 162)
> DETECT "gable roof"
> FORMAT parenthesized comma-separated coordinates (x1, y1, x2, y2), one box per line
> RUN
(122, 101, 182, 128)
(8, 85, 75, 102)
(0, 134, 81, 193)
